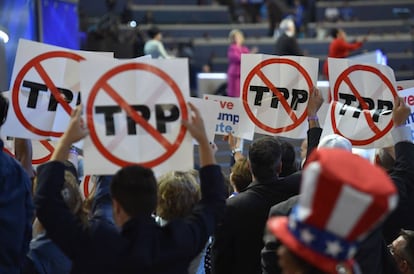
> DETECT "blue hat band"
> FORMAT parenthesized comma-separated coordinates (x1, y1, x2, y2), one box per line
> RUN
(288, 206, 358, 261)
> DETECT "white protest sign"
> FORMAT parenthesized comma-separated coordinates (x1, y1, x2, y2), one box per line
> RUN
(322, 58, 398, 148)
(397, 80, 414, 92)
(240, 54, 318, 139)
(2, 39, 113, 140)
(203, 94, 255, 140)
(2, 137, 56, 166)
(398, 87, 414, 140)
(188, 97, 218, 143)
(81, 57, 193, 176)
(79, 175, 96, 200)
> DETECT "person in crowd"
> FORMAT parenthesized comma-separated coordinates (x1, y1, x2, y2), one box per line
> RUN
(323, 28, 366, 80)
(274, 17, 303, 56)
(24, 161, 86, 274)
(267, 147, 398, 274)
(388, 229, 414, 274)
(211, 133, 300, 274)
(292, 0, 305, 35)
(156, 170, 205, 274)
(228, 157, 252, 198)
(144, 26, 172, 59)
(381, 97, 414, 244)
(34, 103, 225, 273)
(14, 138, 35, 181)
(262, 96, 414, 274)
(279, 141, 299, 177)
(227, 29, 256, 98)
(0, 93, 34, 274)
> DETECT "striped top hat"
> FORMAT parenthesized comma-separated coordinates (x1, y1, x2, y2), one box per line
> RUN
(267, 148, 398, 273)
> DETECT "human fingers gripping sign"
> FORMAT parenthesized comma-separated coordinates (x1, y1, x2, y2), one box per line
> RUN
(392, 97, 411, 127)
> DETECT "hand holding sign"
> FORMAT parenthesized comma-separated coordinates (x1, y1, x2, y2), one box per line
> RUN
(52, 105, 88, 162)
(182, 102, 215, 166)
(307, 87, 324, 117)
(392, 97, 411, 127)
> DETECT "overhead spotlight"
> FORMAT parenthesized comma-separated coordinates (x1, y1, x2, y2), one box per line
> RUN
(0, 27, 9, 43)
(129, 20, 137, 28)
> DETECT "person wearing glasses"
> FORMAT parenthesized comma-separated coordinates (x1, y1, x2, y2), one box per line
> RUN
(388, 229, 414, 274)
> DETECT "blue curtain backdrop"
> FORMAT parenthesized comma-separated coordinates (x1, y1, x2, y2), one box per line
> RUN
(0, 0, 37, 90)
(0, 0, 79, 91)
(41, 0, 79, 50)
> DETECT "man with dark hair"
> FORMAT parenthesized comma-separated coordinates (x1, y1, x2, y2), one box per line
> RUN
(34, 103, 225, 273)
(110, 165, 157, 221)
(211, 136, 300, 274)
(389, 229, 414, 274)
(0, 92, 34, 274)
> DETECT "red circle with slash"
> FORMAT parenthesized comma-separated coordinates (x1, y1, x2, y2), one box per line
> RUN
(242, 58, 313, 133)
(12, 51, 84, 137)
(332, 64, 397, 146)
(86, 63, 188, 168)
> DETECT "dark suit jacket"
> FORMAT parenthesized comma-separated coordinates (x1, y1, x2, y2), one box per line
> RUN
(382, 141, 414, 243)
(274, 33, 303, 56)
(261, 138, 414, 274)
(211, 173, 300, 274)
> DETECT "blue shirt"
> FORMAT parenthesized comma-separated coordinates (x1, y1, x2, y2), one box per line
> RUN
(0, 139, 34, 273)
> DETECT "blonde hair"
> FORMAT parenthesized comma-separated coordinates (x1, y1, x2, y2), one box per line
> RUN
(230, 158, 252, 193)
(157, 170, 200, 221)
(229, 29, 244, 44)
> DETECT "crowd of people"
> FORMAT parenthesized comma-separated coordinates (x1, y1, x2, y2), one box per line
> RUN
(1, 72, 414, 274)
(1, 1, 413, 273)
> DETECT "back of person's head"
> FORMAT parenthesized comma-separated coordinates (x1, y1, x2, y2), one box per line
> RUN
(0, 92, 9, 127)
(230, 157, 252, 193)
(147, 26, 161, 39)
(110, 165, 157, 217)
(280, 141, 298, 177)
(248, 136, 282, 181)
(317, 134, 352, 151)
(375, 147, 395, 173)
(330, 28, 339, 38)
(156, 170, 200, 221)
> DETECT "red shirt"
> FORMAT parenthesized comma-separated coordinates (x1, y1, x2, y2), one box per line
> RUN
(323, 38, 363, 79)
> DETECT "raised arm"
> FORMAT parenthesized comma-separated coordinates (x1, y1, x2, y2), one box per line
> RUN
(383, 96, 414, 243)
(51, 105, 88, 162)
(305, 87, 324, 160)
(182, 102, 215, 167)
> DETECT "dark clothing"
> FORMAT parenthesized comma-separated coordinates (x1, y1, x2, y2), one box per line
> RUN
(26, 233, 72, 274)
(211, 174, 300, 274)
(262, 196, 401, 274)
(274, 33, 303, 56)
(0, 140, 34, 274)
(261, 138, 413, 274)
(382, 141, 414, 243)
(261, 196, 297, 274)
(25, 175, 115, 274)
(35, 161, 225, 274)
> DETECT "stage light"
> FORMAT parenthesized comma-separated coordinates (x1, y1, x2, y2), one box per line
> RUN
(0, 27, 9, 43)
(129, 20, 137, 28)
